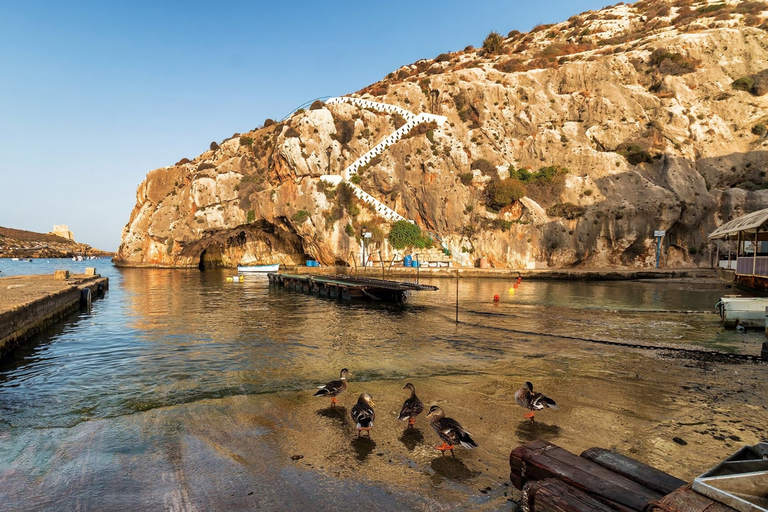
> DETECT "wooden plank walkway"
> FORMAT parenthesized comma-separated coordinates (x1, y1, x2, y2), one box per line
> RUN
(267, 273, 438, 302)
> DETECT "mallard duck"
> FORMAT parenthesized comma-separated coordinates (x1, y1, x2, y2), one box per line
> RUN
(398, 383, 424, 427)
(514, 381, 558, 420)
(426, 405, 478, 455)
(350, 393, 375, 436)
(313, 368, 349, 407)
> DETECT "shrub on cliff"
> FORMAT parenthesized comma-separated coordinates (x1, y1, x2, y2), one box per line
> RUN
(175, 158, 191, 166)
(732, 76, 755, 92)
(292, 210, 310, 223)
(209, 141, 219, 151)
(471, 158, 497, 176)
(389, 220, 430, 249)
(263, 118, 276, 128)
(309, 100, 324, 110)
(486, 178, 527, 209)
(733, 70, 768, 96)
(239, 136, 254, 147)
(753, 123, 767, 137)
(546, 202, 585, 219)
(333, 120, 355, 145)
(458, 172, 474, 186)
(616, 143, 654, 165)
(648, 48, 700, 75)
(482, 31, 504, 54)
(495, 58, 527, 73)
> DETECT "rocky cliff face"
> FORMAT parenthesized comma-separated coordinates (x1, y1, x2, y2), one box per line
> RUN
(115, 0, 768, 269)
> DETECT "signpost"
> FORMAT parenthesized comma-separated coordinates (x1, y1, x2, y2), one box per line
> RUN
(361, 229, 372, 275)
(654, 230, 665, 269)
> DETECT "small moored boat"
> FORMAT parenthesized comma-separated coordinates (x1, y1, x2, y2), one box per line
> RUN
(237, 263, 280, 273)
(716, 296, 768, 328)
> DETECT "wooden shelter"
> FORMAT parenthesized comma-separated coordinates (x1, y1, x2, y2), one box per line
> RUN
(709, 207, 768, 289)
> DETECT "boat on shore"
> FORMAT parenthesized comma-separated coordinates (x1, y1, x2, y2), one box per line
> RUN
(237, 264, 280, 273)
(716, 296, 768, 328)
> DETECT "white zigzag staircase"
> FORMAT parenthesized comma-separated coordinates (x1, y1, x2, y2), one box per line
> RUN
(320, 96, 446, 224)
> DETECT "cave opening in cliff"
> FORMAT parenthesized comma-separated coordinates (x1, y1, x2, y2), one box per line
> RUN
(198, 244, 224, 270)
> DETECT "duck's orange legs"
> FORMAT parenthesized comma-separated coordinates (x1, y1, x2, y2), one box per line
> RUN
(330, 397, 337, 407)
(524, 411, 535, 419)
(408, 417, 416, 427)
(434, 443, 454, 451)
(357, 427, 372, 437)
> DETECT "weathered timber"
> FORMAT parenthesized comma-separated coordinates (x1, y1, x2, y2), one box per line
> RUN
(522, 479, 616, 512)
(268, 273, 438, 302)
(646, 485, 737, 512)
(580, 447, 686, 496)
(510, 440, 662, 512)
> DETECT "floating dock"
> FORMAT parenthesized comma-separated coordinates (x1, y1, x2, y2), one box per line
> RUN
(0, 272, 109, 360)
(267, 273, 438, 302)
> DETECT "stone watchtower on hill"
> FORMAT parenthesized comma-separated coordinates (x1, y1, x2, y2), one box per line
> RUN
(50, 225, 74, 241)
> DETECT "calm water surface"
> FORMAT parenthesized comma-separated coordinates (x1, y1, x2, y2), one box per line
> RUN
(0, 258, 753, 431)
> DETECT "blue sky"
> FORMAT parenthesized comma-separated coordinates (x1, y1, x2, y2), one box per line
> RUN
(0, 1, 616, 251)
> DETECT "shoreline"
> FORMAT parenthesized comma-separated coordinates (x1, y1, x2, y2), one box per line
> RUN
(112, 262, 719, 281)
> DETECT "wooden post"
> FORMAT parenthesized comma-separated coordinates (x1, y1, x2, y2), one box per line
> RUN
(714, 241, 719, 270)
(455, 267, 459, 323)
(753, 228, 759, 286)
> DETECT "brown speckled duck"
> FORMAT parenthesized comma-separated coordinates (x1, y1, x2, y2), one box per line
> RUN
(397, 383, 424, 428)
(350, 393, 375, 436)
(313, 368, 349, 407)
(426, 405, 478, 455)
(514, 381, 558, 420)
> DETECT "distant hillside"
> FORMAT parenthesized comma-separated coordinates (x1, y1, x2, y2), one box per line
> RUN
(0, 226, 111, 258)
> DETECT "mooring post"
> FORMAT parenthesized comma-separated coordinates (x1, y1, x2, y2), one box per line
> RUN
(455, 267, 459, 323)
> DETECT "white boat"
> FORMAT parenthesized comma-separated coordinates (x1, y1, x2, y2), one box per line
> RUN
(237, 264, 280, 273)
(716, 296, 768, 328)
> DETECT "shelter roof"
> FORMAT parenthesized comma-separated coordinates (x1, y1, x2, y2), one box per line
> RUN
(709, 208, 768, 239)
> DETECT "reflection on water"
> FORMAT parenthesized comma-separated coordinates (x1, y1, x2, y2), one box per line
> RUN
(1, 261, 767, 509)
(0, 262, 752, 433)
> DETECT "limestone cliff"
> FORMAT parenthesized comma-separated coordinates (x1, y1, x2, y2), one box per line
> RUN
(115, 0, 768, 269)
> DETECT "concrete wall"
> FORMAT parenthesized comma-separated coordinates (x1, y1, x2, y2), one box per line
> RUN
(0, 276, 109, 360)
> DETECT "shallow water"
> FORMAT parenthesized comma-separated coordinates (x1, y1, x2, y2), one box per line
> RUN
(0, 259, 766, 510)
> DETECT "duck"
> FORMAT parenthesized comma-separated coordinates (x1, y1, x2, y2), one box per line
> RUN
(313, 368, 349, 407)
(514, 381, 558, 420)
(426, 405, 478, 455)
(350, 393, 375, 436)
(398, 383, 424, 428)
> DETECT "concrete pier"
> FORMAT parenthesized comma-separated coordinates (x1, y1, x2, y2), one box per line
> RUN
(0, 273, 109, 359)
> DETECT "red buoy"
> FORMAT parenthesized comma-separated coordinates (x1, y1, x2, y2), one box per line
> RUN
(493, 294, 500, 302)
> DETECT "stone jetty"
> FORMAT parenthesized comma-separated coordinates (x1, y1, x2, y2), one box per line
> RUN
(0, 271, 109, 359)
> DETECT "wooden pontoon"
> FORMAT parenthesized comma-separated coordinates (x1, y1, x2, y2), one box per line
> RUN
(267, 273, 438, 302)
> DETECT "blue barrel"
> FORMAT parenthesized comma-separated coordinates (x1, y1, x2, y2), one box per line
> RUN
(412, 260, 420, 268)
(306, 260, 315, 267)
(403, 255, 412, 267)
